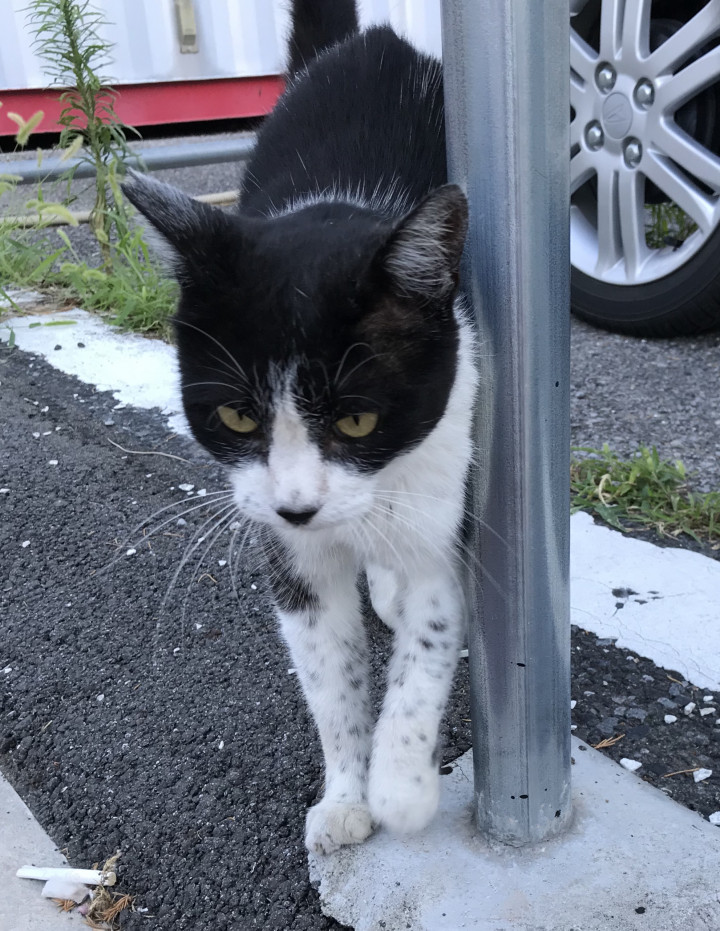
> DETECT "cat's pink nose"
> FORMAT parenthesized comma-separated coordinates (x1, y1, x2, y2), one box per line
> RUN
(276, 506, 319, 526)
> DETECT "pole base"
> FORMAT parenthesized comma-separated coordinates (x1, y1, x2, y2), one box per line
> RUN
(309, 739, 720, 931)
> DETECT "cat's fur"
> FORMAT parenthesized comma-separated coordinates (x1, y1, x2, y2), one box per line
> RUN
(122, 0, 478, 855)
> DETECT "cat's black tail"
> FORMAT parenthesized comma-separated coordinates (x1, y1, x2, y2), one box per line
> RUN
(287, 0, 359, 75)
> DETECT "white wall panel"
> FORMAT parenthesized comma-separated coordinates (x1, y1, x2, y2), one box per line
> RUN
(0, 0, 441, 92)
(358, 0, 442, 56)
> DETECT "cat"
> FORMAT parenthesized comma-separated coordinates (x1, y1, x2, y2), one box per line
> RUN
(122, 0, 478, 855)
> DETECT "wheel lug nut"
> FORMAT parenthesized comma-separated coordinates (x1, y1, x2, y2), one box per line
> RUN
(596, 63, 617, 92)
(585, 121, 604, 150)
(634, 78, 655, 108)
(623, 138, 642, 168)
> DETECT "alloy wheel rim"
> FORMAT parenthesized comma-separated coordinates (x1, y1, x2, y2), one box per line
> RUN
(570, 0, 720, 286)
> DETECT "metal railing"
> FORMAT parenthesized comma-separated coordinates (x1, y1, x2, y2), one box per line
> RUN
(3, 136, 255, 184)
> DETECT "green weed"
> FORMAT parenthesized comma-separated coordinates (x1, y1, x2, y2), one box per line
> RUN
(571, 444, 720, 544)
(645, 202, 697, 250)
(27, 0, 138, 265)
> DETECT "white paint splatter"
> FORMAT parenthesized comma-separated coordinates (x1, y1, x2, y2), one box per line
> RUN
(694, 769, 713, 783)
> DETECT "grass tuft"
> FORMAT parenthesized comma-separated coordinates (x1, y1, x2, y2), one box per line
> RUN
(571, 444, 720, 545)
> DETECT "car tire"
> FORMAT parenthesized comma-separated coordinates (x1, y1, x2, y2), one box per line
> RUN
(571, 226, 720, 336)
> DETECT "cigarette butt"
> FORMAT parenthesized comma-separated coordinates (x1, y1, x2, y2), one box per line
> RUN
(17, 865, 116, 886)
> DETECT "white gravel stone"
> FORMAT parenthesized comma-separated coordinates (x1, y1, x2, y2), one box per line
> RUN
(709, 812, 720, 826)
(664, 715, 677, 724)
(21, 540, 30, 548)
(571, 700, 577, 709)
(700, 708, 716, 717)
(0, 488, 9, 494)
(694, 769, 713, 783)
(178, 483, 194, 492)
(620, 758, 642, 772)
(48, 459, 58, 466)
(125, 548, 137, 556)
(683, 702, 696, 715)
(704, 695, 715, 702)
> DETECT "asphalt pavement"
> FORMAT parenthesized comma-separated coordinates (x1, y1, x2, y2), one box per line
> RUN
(1, 136, 720, 929)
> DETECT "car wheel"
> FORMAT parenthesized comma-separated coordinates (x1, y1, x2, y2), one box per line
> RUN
(570, 0, 720, 336)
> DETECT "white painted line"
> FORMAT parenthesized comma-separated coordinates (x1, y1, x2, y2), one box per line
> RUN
(3, 309, 187, 435)
(571, 511, 720, 691)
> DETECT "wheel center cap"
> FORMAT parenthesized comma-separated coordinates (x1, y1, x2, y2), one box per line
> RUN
(602, 92, 633, 139)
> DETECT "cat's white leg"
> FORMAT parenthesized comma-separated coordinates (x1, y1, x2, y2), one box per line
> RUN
(366, 562, 401, 631)
(368, 567, 464, 834)
(271, 543, 374, 855)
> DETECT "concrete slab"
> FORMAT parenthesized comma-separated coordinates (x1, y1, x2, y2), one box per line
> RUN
(1, 773, 84, 929)
(309, 739, 720, 931)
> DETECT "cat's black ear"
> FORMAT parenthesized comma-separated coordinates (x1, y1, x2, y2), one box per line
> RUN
(380, 184, 468, 301)
(121, 170, 236, 275)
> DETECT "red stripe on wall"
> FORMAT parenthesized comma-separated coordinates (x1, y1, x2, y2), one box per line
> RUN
(0, 76, 285, 137)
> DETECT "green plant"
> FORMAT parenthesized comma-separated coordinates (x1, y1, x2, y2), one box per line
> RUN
(571, 444, 720, 544)
(26, 0, 138, 264)
(645, 202, 697, 250)
(55, 168, 177, 338)
(0, 137, 74, 301)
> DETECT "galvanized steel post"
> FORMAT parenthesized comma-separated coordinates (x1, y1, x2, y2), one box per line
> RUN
(441, 1, 572, 844)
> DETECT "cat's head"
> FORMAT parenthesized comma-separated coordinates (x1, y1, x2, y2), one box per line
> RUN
(123, 173, 467, 533)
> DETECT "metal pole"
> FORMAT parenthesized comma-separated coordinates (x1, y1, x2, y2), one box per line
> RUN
(441, 1, 572, 844)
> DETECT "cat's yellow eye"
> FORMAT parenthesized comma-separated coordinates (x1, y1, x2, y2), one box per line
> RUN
(217, 405, 259, 434)
(334, 412, 379, 438)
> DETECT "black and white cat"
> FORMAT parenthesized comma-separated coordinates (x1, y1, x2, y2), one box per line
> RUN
(123, 0, 477, 855)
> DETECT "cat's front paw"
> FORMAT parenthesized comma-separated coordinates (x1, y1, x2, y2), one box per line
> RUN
(305, 799, 374, 855)
(368, 758, 440, 834)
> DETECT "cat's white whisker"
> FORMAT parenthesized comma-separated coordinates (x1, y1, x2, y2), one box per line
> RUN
(373, 489, 512, 551)
(370, 498, 507, 600)
(178, 503, 240, 640)
(175, 319, 251, 389)
(228, 518, 257, 603)
(154, 502, 239, 665)
(102, 491, 235, 574)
